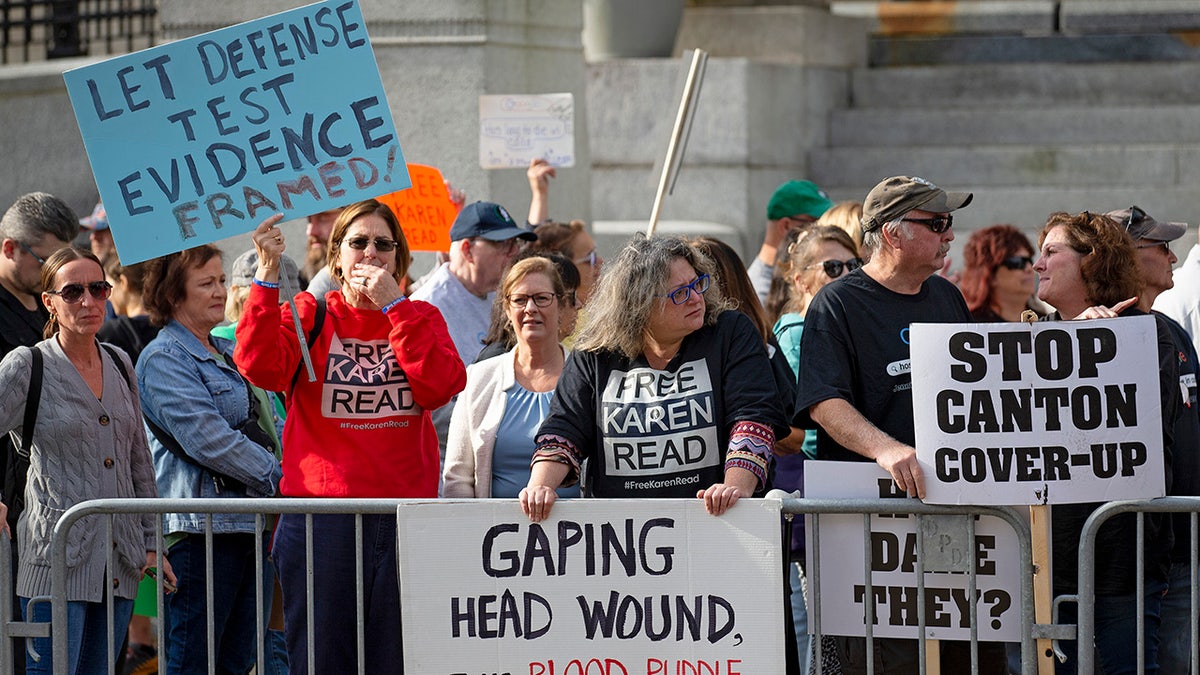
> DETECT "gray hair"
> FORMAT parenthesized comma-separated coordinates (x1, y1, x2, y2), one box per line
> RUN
(574, 234, 731, 359)
(0, 192, 79, 244)
(861, 214, 914, 254)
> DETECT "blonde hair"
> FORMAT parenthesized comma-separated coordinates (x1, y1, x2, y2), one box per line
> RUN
(815, 201, 864, 254)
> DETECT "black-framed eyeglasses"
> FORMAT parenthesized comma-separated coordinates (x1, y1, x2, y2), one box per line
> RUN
(46, 281, 112, 304)
(660, 273, 711, 305)
(345, 237, 398, 252)
(806, 257, 863, 279)
(574, 249, 597, 267)
(18, 241, 47, 266)
(999, 255, 1034, 270)
(902, 214, 954, 234)
(1136, 241, 1171, 252)
(506, 292, 559, 308)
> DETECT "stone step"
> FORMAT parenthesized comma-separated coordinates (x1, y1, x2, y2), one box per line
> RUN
(809, 143, 1200, 189)
(829, 104, 1200, 147)
(868, 32, 1200, 67)
(849, 61, 1200, 108)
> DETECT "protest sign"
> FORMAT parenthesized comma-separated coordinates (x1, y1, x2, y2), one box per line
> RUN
(911, 317, 1165, 505)
(805, 462, 1022, 641)
(480, 93, 575, 169)
(397, 499, 784, 674)
(376, 163, 455, 252)
(63, 0, 409, 263)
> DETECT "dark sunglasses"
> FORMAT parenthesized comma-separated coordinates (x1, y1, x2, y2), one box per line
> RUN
(46, 281, 112, 304)
(902, 214, 953, 234)
(807, 257, 864, 279)
(999, 255, 1034, 270)
(345, 237, 398, 252)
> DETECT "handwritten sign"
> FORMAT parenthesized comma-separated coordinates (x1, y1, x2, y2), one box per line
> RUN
(63, 0, 409, 263)
(479, 93, 575, 169)
(376, 164, 455, 253)
(911, 318, 1166, 505)
(805, 462, 1023, 641)
(397, 499, 784, 674)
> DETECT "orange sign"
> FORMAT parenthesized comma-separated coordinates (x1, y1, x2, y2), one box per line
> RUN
(376, 164, 457, 252)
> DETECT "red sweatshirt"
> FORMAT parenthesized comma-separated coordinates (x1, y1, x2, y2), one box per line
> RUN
(235, 287, 465, 498)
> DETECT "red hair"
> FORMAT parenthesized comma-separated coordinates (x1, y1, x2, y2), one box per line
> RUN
(959, 225, 1034, 312)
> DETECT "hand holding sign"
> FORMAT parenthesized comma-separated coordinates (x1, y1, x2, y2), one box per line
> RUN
(875, 444, 926, 500)
(1073, 296, 1138, 319)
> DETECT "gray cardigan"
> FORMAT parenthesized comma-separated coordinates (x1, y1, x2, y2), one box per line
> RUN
(0, 338, 157, 601)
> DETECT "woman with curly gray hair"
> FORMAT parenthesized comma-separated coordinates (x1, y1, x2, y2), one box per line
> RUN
(520, 234, 788, 521)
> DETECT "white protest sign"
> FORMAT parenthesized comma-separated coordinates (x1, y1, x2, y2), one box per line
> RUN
(911, 317, 1165, 505)
(397, 499, 784, 674)
(805, 462, 1022, 641)
(479, 93, 575, 169)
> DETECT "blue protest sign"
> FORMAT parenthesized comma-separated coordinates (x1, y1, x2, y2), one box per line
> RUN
(63, 0, 409, 263)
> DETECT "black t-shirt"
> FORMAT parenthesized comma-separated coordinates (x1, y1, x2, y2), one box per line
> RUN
(1159, 311, 1200, 562)
(97, 314, 161, 366)
(794, 269, 971, 462)
(537, 310, 788, 499)
(0, 284, 48, 360)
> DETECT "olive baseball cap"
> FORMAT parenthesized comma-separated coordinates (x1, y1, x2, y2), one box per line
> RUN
(1105, 206, 1186, 243)
(767, 180, 833, 221)
(861, 176, 973, 233)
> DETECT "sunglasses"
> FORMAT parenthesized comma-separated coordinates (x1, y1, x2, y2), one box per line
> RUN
(575, 249, 597, 267)
(999, 255, 1034, 270)
(660, 274, 711, 305)
(344, 237, 398, 252)
(46, 281, 112, 304)
(1136, 241, 1171, 252)
(902, 214, 953, 234)
(807, 257, 863, 279)
(506, 292, 559, 308)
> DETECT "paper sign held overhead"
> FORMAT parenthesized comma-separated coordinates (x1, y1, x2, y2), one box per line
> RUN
(375, 164, 456, 253)
(64, 0, 409, 264)
(910, 317, 1166, 506)
(397, 499, 785, 674)
(479, 93, 575, 169)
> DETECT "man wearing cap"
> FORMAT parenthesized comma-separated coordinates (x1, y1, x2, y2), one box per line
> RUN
(302, 207, 343, 296)
(749, 180, 833, 304)
(1115, 205, 1200, 675)
(795, 176, 995, 673)
(1153, 215, 1200, 358)
(79, 200, 116, 264)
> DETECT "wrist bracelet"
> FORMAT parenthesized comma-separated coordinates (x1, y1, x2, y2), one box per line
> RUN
(381, 296, 408, 314)
(252, 278, 280, 289)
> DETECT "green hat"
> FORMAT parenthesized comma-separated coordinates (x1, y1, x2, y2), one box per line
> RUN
(767, 180, 833, 221)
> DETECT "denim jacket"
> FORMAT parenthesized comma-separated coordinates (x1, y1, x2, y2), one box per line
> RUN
(136, 320, 282, 534)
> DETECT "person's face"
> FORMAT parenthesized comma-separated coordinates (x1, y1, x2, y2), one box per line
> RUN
(43, 259, 108, 339)
(505, 272, 562, 347)
(337, 214, 398, 281)
(559, 285, 581, 339)
(797, 240, 858, 297)
(784, 214, 817, 233)
(307, 209, 340, 248)
(571, 231, 603, 303)
(1134, 239, 1177, 298)
(174, 256, 227, 335)
(470, 237, 521, 289)
(644, 257, 706, 346)
(6, 233, 68, 296)
(897, 208, 954, 274)
(991, 247, 1036, 301)
(89, 229, 115, 262)
(1033, 227, 1088, 309)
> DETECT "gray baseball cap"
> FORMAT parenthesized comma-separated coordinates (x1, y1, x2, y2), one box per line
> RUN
(1105, 206, 1186, 243)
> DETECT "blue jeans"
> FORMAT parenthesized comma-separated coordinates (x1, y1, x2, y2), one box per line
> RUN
(790, 562, 813, 674)
(21, 596, 134, 675)
(1055, 579, 1167, 675)
(1159, 562, 1197, 675)
(163, 533, 271, 675)
(273, 513, 403, 674)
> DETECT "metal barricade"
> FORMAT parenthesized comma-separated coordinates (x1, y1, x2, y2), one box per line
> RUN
(1073, 496, 1200, 675)
(778, 496, 1038, 675)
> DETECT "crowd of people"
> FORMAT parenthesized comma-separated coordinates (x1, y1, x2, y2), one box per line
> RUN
(0, 161, 1196, 675)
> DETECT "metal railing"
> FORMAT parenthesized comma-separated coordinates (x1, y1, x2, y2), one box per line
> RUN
(1, 0, 157, 65)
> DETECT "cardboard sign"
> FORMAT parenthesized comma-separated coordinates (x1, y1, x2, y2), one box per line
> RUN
(397, 499, 785, 674)
(375, 164, 455, 253)
(911, 318, 1166, 505)
(63, 0, 409, 263)
(804, 462, 1023, 641)
(479, 93, 575, 169)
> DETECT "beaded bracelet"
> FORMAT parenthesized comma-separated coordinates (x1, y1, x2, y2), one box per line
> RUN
(251, 278, 280, 289)
(381, 296, 408, 314)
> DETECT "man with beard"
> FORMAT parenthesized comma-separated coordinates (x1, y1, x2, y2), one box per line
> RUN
(301, 207, 343, 296)
(794, 176, 1003, 673)
(0, 192, 78, 674)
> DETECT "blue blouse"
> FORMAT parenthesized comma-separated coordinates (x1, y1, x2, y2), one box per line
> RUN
(491, 384, 580, 499)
